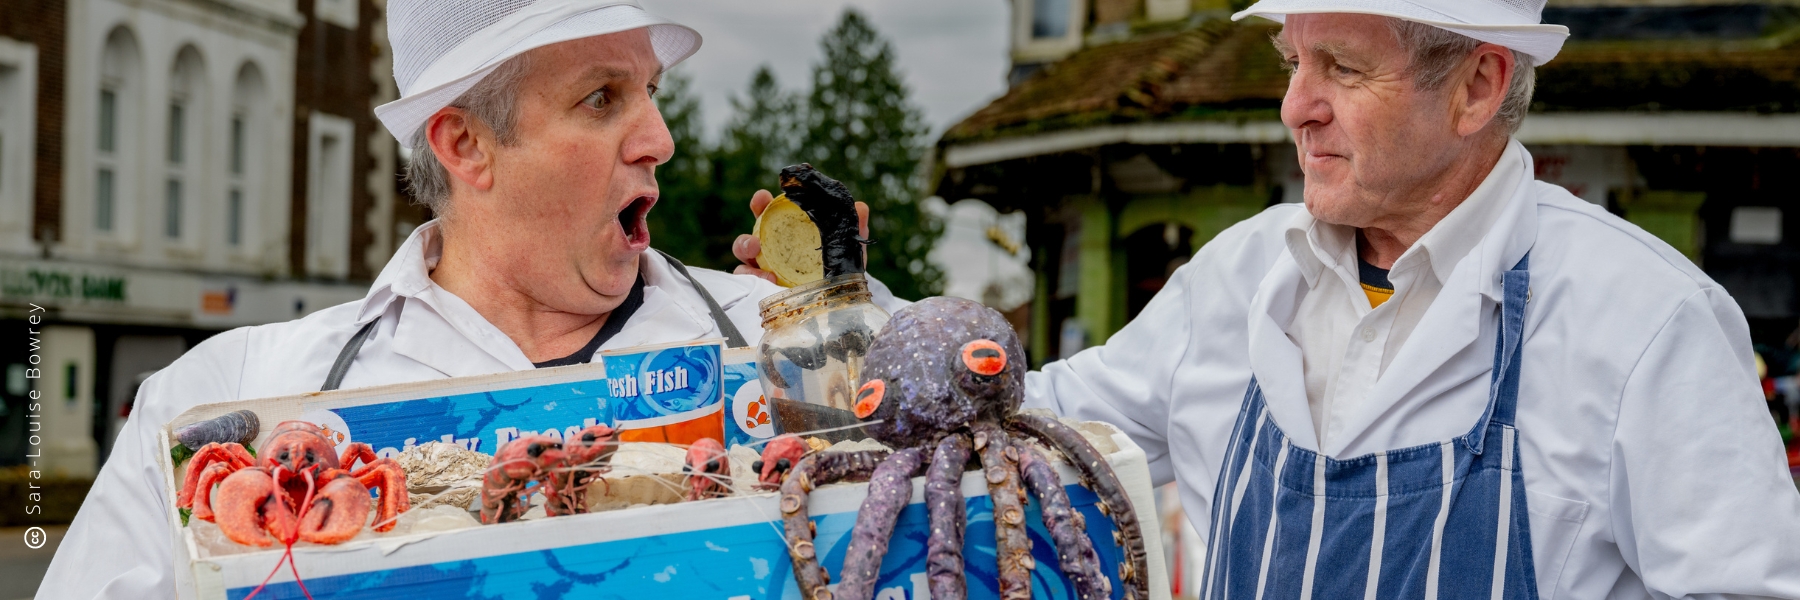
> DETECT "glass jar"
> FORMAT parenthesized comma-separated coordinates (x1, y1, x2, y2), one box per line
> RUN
(756, 273, 890, 442)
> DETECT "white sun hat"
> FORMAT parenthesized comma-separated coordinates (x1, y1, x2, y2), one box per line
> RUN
(1231, 0, 1570, 66)
(376, 0, 701, 148)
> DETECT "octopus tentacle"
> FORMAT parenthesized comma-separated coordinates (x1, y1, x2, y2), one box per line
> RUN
(781, 449, 888, 600)
(835, 447, 927, 600)
(925, 435, 973, 600)
(1017, 441, 1111, 600)
(974, 423, 1033, 600)
(1009, 413, 1149, 600)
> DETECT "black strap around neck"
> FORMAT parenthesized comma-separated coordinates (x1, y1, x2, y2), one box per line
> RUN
(657, 249, 750, 348)
(321, 317, 382, 392)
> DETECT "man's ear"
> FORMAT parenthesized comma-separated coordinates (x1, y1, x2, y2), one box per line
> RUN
(425, 108, 496, 193)
(1451, 43, 1515, 138)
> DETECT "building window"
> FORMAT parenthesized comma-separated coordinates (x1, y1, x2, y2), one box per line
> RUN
(166, 102, 184, 165)
(97, 27, 141, 240)
(96, 88, 118, 232)
(165, 46, 205, 248)
(1033, 0, 1070, 38)
(230, 115, 243, 175)
(227, 189, 241, 246)
(165, 101, 184, 241)
(0, 38, 30, 240)
(98, 90, 116, 152)
(230, 63, 267, 256)
(164, 179, 181, 239)
(307, 113, 354, 277)
(0, 37, 34, 252)
(227, 114, 244, 247)
(95, 170, 114, 231)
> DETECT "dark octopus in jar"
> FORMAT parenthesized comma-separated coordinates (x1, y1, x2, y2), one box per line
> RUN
(761, 164, 878, 391)
(776, 296, 1150, 600)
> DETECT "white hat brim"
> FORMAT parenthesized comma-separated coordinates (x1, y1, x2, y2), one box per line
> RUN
(376, 4, 701, 147)
(1232, 0, 1569, 66)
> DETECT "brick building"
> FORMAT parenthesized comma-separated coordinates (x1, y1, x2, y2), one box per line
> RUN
(0, 0, 421, 477)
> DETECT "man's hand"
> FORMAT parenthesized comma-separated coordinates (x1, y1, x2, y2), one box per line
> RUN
(732, 189, 870, 283)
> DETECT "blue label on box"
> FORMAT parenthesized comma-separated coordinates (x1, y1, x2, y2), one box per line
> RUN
(327, 382, 613, 458)
(722, 354, 773, 447)
(229, 483, 1126, 600)
(605, 343, 723, 428)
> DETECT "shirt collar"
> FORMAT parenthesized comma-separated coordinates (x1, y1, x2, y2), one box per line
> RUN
(354, 219, 446, 324)
(1282, 140, 1529, 296)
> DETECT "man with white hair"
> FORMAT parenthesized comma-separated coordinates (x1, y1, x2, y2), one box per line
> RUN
(884, 0, 1798, 597)
(41, 1, 897, 597)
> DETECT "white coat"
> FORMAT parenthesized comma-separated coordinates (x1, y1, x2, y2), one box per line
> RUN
(40, 221, 905, 598)
(1025, 143, 1800, 598)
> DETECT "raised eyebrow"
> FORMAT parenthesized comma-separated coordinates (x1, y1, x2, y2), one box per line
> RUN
(1312, 41, 1364, 65)
(582, 65, 635, 84)
(1269, 33, 1295, 58)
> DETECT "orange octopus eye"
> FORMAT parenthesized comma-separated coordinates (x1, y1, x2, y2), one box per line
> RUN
(854, 379, 885, 418)
(961, 340, 1007, 376)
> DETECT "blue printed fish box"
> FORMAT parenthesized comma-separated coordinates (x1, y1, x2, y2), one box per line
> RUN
(722, 347, 776, 448)
(158, 356, 1170, 600)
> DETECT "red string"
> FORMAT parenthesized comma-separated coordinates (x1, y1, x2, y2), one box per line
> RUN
(240, 466, 318, 600)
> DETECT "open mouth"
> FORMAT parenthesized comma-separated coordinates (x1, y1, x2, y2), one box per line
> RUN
(618, 196, 655, 249)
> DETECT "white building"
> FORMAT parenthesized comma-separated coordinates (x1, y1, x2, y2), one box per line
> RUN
(0, 0, 409, 477)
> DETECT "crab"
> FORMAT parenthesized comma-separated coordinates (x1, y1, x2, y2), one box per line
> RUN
(177, 420, 408, 547)
(481, 424, 619, 523)
(681, 437, 732, 501)
(777, 297, 1150, 600)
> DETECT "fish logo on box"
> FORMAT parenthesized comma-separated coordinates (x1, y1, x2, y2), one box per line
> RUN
(722, 349, 772, 446)
(735, 388, 770, 435)
(299, 409, 354, 455)
(607, 343, 722, 428)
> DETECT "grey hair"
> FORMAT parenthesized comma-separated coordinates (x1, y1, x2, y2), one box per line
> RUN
(1387, 19, 1536, 134)
(404, 54, 533, 214)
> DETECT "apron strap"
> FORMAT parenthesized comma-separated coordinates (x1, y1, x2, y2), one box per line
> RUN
(656, 249, 750, 349)
(1469, 252, 1530, 455)
(321, 317, 382, 392)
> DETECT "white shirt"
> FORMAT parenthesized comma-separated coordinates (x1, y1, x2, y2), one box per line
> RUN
(1289, 142, 1521, 446)
(41, 220, 907, 599)
(1026, 141, 1800, 598)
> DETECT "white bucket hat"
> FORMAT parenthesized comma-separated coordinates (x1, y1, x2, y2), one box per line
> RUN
(1231, 0, 1570, 66)
(376, 0, 702, 148)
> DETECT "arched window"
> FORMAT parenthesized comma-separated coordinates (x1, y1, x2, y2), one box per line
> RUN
(96, 26, 141, 238)
(166, 45, 206, 246)
(229, 61, 267, 254)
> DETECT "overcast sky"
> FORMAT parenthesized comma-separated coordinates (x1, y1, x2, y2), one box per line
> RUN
(641, 0, 1012, 139)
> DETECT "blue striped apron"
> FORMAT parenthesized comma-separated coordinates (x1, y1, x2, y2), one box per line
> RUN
(1200, 255, 1538, 599)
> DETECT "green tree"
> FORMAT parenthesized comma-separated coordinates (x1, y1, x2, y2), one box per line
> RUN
(802, 8, 942, 298)
(648, 70, 716, 268)
(712, 66, 797, 265)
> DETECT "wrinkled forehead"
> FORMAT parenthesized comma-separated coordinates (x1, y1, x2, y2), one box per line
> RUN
(1275, 13, 1408, 62)
(523, 28, 664, 89)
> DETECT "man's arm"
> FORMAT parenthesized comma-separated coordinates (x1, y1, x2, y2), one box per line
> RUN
(40, 330, 247, 599)
(1612, 287, 1800, 596)
(1023, 206, 1295, 488)
(1023, 266, 1192, 486)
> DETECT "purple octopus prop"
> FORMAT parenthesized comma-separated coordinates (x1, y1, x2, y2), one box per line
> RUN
(777, 296, 1149, 600)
